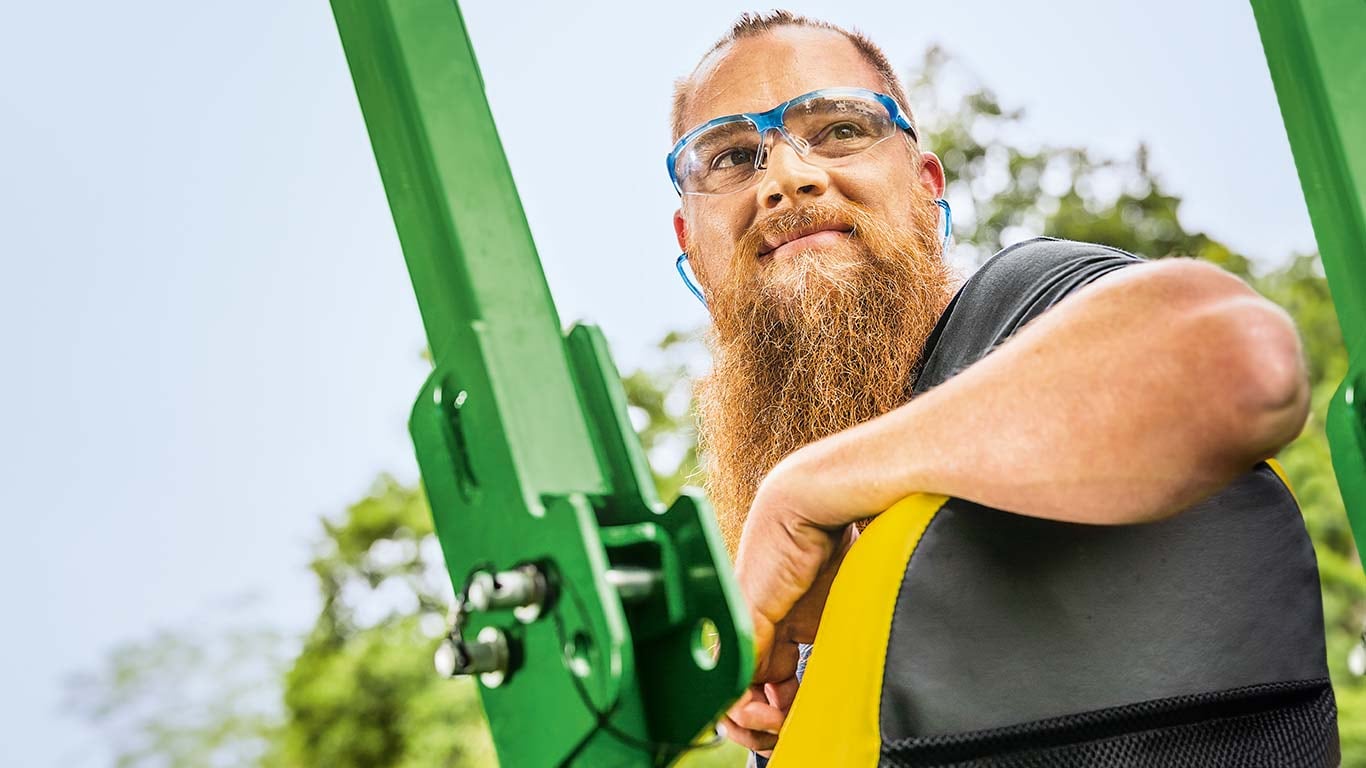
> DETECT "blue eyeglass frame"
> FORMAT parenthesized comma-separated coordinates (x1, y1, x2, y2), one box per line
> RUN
(668, 87, 942, 311)
(665, 87, 918, 197)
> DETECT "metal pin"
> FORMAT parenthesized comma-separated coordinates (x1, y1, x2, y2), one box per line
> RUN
(605, 567, 663, 603)
(435, 626, 511, 687)
(466, 565, 547, 623)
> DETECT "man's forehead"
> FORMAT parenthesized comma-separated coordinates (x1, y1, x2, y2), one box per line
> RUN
(683, 27, 885, 129)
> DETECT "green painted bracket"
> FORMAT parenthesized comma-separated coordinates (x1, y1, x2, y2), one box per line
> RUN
(1253, 0, 1366, 576)
(327, 1, 753, 765)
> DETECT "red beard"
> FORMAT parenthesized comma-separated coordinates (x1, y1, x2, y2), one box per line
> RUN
(695, 192, 953, 556)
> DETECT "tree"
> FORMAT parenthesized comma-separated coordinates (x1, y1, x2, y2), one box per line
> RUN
(274, 476, 496, 767)
(64, 598, 290, 768)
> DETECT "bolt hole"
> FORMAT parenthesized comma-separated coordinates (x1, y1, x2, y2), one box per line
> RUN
(692, 618, 721, 671)
(565, 631, 592, 678)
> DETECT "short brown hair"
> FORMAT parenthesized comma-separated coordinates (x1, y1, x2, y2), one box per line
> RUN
(670, 11, 915, 143)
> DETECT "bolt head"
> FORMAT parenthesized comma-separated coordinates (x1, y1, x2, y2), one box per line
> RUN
(434, 638, 458, 677)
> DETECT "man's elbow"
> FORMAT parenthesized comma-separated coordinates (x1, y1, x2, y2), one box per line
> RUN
(1210, 295, 1310, 458)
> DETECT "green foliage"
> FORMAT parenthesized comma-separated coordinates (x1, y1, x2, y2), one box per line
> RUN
(622, 329, 708, 503)
(276, 477, 496, 767)
(906, 47, 1252, 278)
(64, 603, 290, 768)
(72, 45, 1364, 766)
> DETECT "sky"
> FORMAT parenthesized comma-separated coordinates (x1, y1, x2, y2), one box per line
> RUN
(0, 1, 1317, 764)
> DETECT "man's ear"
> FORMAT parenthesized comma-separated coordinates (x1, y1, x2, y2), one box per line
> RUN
(673, 209, 688, 252)
(917, 151, 947, 199)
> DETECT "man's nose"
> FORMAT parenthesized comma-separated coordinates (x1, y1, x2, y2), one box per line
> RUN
(755, 135, 830, 210)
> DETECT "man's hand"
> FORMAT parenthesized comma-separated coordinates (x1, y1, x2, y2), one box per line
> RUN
(720, 468, 859, 754)
(718, 679, 797, 756)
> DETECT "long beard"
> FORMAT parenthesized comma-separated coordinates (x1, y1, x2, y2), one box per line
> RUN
(695, 194, 953, 556)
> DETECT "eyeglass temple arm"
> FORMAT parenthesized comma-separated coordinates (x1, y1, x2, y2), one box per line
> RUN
(676, 253, 708, 307)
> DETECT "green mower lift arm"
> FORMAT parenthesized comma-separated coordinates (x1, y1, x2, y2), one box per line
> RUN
(1253, 0, 1366, 577)
(328, 2, 753, 765)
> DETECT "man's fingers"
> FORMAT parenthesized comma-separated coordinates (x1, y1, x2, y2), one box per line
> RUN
(732, 684, 766, 710)
(765, 677, 799, 712)
(727, 686, 785, 733)
(718, 714, 778, 753)
(727, 696, 786, 734)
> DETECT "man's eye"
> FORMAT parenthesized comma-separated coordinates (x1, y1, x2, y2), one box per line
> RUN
(820, 121, 866, 142)
(711, 147, 755, 170)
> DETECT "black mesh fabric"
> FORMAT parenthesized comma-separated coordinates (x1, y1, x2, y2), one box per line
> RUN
(879, 678, 1339, 768)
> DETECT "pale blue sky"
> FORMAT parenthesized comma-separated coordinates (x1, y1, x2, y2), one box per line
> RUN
(0, 1, 1314, 764)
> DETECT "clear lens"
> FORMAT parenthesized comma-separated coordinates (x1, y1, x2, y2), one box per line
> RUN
(785, 95, 897, 159)
(675, 94, 898, 196)
(675, 119, 763, 195)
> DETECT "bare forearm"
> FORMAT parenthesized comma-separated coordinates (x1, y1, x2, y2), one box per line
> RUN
(770, 259, 1310, 527)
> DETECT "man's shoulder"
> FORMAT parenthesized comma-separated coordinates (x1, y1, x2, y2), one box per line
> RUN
(952, 236, 1144, 320)
(914, 238, 1143, 394)
(969, 236, 1144, 293)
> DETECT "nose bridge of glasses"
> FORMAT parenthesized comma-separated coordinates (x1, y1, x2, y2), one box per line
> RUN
(760, 129, 814, 171)
(752, 120, 810, 171)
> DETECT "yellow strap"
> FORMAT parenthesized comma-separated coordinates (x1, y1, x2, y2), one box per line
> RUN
(769, 493, 948, 768)
(1265, 457, 1296, 500)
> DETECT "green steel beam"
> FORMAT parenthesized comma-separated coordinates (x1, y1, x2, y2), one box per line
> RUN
(1253, 0, 1366, 575)
(328, 1, 753, 765)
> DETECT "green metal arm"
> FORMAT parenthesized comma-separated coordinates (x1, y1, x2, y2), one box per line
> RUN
(1252, 0, 1366, 576)
(327, 2, 753, 765)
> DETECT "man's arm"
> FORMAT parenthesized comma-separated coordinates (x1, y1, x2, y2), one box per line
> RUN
(732, 257, 1310, 689)
(767, 256, 1309, 530)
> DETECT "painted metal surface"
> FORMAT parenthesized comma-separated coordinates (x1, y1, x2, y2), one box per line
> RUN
(328, 1, 753, 764)
(1253, 0, 1366, 574)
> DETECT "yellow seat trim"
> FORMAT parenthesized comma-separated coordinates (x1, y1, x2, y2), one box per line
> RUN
(769, 493, 948, 768)
(1265, 457, 1296, 500)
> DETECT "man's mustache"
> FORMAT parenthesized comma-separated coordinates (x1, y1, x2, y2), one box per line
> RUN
(737, 202, 874, 261)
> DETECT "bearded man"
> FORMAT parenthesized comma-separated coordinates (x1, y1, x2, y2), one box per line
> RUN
(667, 11, 1338, 766)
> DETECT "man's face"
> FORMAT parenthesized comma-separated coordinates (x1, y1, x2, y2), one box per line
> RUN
(672, 26, 946, 295)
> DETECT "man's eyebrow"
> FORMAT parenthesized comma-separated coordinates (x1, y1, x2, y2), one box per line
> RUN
(693, 121, 753, 143)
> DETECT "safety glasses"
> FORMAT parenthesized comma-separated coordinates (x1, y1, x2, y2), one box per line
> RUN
(666, 87, 916, 197)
